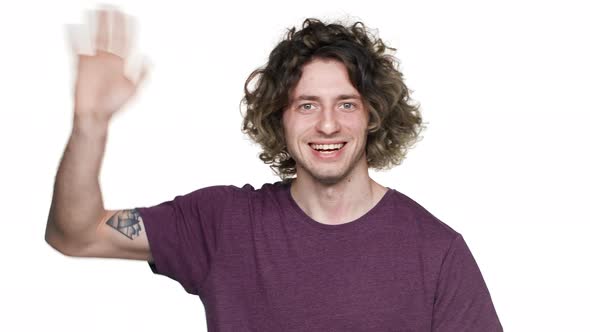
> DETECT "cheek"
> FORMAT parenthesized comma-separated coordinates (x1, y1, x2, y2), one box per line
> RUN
(343, 116, 368, 133)
(283, 116, 307, 139)
(282, 125, 298, 150)
(282, 112, 298, 134)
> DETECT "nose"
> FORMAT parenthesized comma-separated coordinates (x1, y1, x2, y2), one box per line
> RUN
(315, 108, 341, 135)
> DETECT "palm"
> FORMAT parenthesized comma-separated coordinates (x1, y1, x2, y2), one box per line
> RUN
(71, 8, 147, 119)
(75, 51, 136, 117)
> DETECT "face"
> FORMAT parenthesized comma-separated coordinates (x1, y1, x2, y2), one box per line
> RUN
(282, 58, 369, 185)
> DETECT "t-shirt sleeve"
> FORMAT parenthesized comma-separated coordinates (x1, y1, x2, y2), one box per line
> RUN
(432, 234, 503, 331)
(135, 185, 235, 295)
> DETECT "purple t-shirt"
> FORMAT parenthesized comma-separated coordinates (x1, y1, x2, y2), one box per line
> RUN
(136, 182, 502, 331)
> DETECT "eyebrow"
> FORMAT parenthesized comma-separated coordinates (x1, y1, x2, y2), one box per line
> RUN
(294, 94, 362, 102)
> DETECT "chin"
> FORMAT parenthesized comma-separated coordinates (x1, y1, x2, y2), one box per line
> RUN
(313, 176, 342, 185)
(309, 169, 349, 185)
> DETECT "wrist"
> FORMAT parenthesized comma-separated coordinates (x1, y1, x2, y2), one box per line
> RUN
(72, 112, 110, 138)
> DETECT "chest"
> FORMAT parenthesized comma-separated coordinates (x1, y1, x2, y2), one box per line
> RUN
(203, 227, 436, 331)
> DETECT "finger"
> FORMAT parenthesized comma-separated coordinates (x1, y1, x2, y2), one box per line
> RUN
(110, 10, 129, 58)
(125, 15, 139, 56)
(135, 64, 151, 87)
(65, 24, 80, 54)
(95, 9, 109, 52)
(66, 23, 95, 56)
(125, 53, 152, 86)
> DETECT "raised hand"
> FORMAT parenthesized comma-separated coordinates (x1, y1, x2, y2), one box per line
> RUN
(70, 7, 148, 122)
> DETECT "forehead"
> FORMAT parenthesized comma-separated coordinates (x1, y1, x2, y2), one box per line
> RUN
(291, 58, 359, 98)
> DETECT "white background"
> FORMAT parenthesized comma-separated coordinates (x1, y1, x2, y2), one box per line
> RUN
(1, 0, 588, 331)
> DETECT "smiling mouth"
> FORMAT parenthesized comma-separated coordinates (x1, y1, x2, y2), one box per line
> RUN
(309, 142, 347, 152)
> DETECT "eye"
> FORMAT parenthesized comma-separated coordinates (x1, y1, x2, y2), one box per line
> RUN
(298, 103, 317, 112)
(340, 102, 357, 111)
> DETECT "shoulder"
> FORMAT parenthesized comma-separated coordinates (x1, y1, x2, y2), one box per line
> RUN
(389, 189, 460, 244)
(220, 181, 289, 198)
(192, 181, 285, 193)
(182, 181, 286, 204)
(178, 183, 259, 200)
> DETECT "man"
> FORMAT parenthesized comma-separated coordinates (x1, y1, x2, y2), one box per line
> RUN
(46, 7, 502, 331)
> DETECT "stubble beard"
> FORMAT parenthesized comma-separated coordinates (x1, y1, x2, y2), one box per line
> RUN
(294, 144, 367, 186)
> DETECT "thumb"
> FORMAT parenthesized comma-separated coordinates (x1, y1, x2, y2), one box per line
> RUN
(135, 62, 151, 88)
(125, 54, 152, 86)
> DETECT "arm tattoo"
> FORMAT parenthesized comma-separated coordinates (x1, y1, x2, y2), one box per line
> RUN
(106, 209, 143, 240)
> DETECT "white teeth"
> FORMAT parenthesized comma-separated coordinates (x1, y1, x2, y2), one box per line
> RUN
(310, 143, 345, 151)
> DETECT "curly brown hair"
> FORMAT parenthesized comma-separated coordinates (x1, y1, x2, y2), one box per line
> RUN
(241, 18, 424, 180)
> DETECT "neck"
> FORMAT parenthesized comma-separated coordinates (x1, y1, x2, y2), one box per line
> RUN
(290, 166, 388, 226)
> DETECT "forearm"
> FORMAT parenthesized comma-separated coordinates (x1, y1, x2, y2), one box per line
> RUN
(46, 113, 110, 254)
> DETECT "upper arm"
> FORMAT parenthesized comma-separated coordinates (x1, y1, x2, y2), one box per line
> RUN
(432, 235, 502, 330)
(77, 209, 153, 261)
